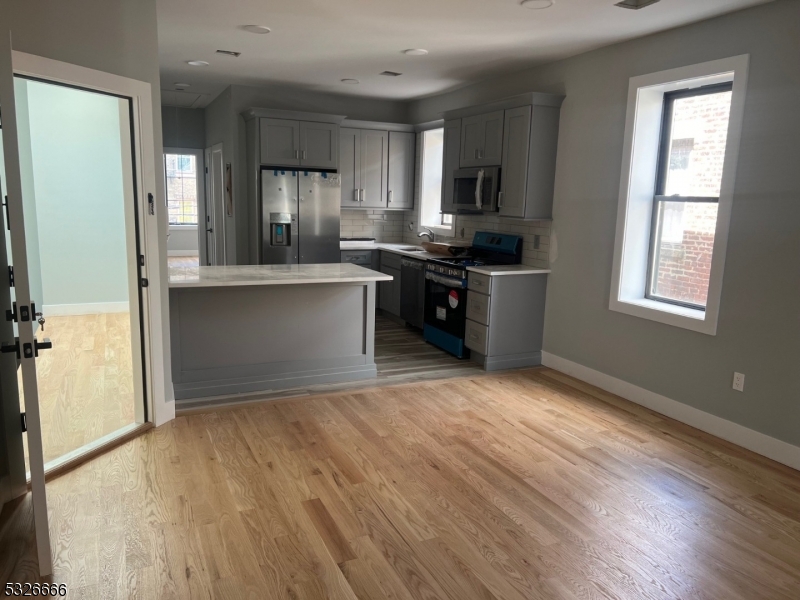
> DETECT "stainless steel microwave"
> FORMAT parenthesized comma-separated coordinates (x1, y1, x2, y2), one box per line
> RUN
(448, 167, 500, 214)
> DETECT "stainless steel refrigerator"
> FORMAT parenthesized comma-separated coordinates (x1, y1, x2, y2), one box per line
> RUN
(260, 169, 341, 264)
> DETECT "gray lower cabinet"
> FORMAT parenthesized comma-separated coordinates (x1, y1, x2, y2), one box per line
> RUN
(387, 131, 415, 210)
(260, 118, 339, 169)
(464, 271, 547, 371)
(440, 119, 462, 214)
(378, 251, 402, 317)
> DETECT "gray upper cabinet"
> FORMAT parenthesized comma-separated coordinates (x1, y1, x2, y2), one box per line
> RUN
(499, 106, 532, 218)
(340, 128, 361, 208)
(300, 121, 338, 170)
(340, 125, 415, 210)
(500, 104, 561, 219)
(440, 119, 462, 214)
(387, 131, 415, 210)
(260, 118, 339, 170)
(360, 129, 389, 208)
(260, 118, 300, 167)
(459, 110, 504, 167)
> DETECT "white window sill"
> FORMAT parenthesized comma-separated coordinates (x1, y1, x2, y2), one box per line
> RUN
(610, 296, 717, 335)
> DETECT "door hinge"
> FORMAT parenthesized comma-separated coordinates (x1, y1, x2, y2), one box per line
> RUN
(21, 412, 27, 433)
(141, 278, 149, 288)
(5, 301, 17, 322)
(3, 196, 9, 230)
(148, 192, 155, 216)
(8, 266, 14, 287)
(140, 254, 145, 267)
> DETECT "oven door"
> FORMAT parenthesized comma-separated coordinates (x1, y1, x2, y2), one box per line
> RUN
(449, 167, 499, 214)
(423, 272, 470, 358)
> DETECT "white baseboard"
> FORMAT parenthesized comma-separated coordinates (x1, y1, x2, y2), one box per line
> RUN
(542, 352, 800, 472)
(168, 250, 199, 257)
(43, 301, 129, 316)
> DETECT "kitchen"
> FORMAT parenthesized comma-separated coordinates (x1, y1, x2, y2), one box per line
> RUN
(166, 92, 558, 408)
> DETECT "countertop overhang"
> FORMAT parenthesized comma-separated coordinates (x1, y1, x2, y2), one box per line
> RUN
(169, 263, 392, 289)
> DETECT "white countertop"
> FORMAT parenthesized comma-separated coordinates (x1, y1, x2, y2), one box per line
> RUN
(340, 241, 452, 261)
(169, 263, 392, 288)
(466, 265, 551, 276)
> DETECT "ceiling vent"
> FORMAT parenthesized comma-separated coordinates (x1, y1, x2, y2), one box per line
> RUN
(615, 0, 660, 8)
(216, 49, 242, 57)
(380, 71, 403, 77)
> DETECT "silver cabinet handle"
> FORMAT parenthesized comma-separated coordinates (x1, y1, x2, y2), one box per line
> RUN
(388, 190, 393, 204)
(359, 189, 364, 202)
(498, 191, 504, 208)
(469, 333, 479, 340)
(353, 189, 359, 202)
(302, 150, 307, 160)
(294, 150, 299, 159)
(474, 149, 478, 159)
(479, 149, 483, 159)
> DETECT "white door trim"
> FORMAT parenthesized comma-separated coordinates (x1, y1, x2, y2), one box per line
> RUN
(11, 50, 172, 427)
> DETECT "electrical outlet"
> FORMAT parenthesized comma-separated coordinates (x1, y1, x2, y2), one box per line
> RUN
(732, 372, 745, 392)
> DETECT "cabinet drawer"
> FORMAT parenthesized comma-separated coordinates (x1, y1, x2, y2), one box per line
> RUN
(465, 319, 489, 355)
(380, 251, 402, 270)
(466, 291, 490, 326)
(467, 272, 492, 294)
(341, 250, 372, 266)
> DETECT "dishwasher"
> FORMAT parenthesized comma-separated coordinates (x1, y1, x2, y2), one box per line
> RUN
(400, 258, 425, 329)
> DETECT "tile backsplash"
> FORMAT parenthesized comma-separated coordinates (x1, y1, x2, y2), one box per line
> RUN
(340, 210, 405, 243)
(403, 213, 551, 269)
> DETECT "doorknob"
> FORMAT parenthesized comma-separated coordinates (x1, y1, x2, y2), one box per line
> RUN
(33, 338, 52, 357)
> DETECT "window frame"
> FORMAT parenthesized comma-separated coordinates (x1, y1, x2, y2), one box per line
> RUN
(163, 147, 203, 227)
(417, 125, 453, 236)
(644, 82, 733, 311)
(608, 55, 749, 336)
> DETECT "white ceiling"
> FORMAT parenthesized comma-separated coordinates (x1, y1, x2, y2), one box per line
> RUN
(157, 0, 771, 108)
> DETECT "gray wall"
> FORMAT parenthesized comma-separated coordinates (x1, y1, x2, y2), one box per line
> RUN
(3, 0, 172, 402)
(162, 106, 205, 149)
(410, 0, 800, 447)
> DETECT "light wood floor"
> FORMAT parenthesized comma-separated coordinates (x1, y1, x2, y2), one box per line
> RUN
(21, 313, 136, 468)
(3, 368, 800, 598)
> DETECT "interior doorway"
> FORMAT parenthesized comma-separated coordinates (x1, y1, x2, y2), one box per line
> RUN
(4, 76, 148, 471)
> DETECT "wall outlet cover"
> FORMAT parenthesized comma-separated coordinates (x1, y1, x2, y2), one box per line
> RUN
(732, 372, 745, 392)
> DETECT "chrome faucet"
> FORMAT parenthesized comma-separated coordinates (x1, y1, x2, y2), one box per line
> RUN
(417, 227, 434, 242)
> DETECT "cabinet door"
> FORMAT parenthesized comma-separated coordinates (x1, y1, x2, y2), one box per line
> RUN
(360, 129, 389, 208)
(339, 127, 361, 208)
(499, 106, 532, 218)
(387, 131, 415, 210)
(300, 121, 338, 170)
(379, 265, 401, 316)
(459, 114, 483, 168)
(480, 110, 505, 166)
(440, 119, 461, 214)
(260, 118, 300, 166)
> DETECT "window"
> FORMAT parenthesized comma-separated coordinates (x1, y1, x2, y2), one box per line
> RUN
(609, 55, 748, 335)
(164, 152, 198, 225)
(647, 83, 732, 310)
(419, 128, 453, 232)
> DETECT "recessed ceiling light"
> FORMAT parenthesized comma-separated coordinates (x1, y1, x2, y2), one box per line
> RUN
(186, 60, 209, 67)
(174, 83, 191, 89)
(380, 71, 403, 77)
(402, 49, 428, 56)
(615, 0, 660, 8)
(520, 0, 554, 9)
(241, 25, 271, 34)
(341, 79, 360, 84)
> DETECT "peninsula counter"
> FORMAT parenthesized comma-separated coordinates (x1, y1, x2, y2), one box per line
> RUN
(168, 264, 392, 407)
